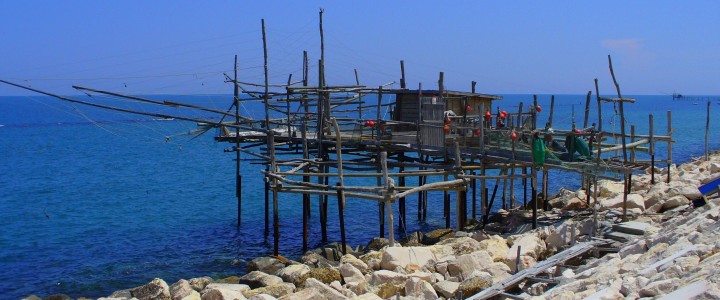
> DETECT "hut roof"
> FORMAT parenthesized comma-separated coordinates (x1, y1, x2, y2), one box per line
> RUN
(385, 89, 503, 100)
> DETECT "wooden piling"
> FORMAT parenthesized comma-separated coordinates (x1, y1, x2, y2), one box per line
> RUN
(398, 153, 406, 232)
(667, 110, 672, 183)
(608, 55, 628, 163)
(472, 171, 477, 220)
(594, 78, 602, 132)
(583, 91, 591, 129)
(706, 101, 711, 161)
(400, 60, 406, 89)
(548, 95, 555, 127)
(233, 55, 242, 227)
(649, 115, 655, 184)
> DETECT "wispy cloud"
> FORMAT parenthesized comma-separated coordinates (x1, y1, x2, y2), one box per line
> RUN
(600, 38, 655, 68)
(601, 38, 644, 52)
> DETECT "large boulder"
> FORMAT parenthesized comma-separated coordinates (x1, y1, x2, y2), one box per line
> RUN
(170, 279, 201, 300)
(432, 281, 459, 298)
(478, 235, 509, 262)
(404, 277, 437, 300)
(436, 237, 482, 256)
(639, 278, 680, 297)
(662, 195, 689, 211)
(507, 233, 546, 260)
(300, 252, 338, 268)
(339, 263, 365, 285)
(132, 278, 171, 300)
(302, 279, 348, 300)
(447, 251, 493, 279)
(595, 180, 624, 198)
(380, 247, 438, 270)
(545, 222, 580, 250)
(294, 267, 341, 288)
(243, 283, 295, 299)
(339, 254, 369, 273)
(201, 287, 247, 300)
(369, 270, 408, 286)
(457, 273, 492, 297)
(189, 277, 213, 292)
(422, 229, 455, 245)
(276, 288, 321, 300)
(505, 255, 537, 273)
(238, 271, 283, 289)
(247, 257, 286, 275)
(365, 237, 390, 251)
(600, 193, 644, 211)
(276, 264, 310, 283)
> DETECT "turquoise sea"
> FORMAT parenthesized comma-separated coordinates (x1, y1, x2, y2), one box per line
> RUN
(0, 93, 718, 298)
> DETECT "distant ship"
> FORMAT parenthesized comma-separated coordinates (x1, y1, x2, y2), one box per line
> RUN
(672, 93, 684, 100)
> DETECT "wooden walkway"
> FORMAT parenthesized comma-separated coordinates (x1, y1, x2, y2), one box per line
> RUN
(466, 239, 611, 300)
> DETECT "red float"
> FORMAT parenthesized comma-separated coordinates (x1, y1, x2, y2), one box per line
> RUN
(443, 124, 450, 134)
(535, 105, 542, 112)
(473, 129, 481, 136)
(511, 130, 518, 141)
(466, 105, 472, 113)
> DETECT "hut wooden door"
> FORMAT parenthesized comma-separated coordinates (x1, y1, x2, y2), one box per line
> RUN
(420, 97, 445, 148)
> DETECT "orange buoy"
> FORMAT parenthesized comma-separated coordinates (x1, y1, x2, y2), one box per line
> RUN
(511, 130, 518, 141)
(535, 105, 542, 112)
(443, 124, 451, 134)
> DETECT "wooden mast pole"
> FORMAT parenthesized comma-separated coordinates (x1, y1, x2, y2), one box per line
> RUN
(233, 55, 242, 227)
(301, 50, 310, 251)
(261, 19, 280, 256)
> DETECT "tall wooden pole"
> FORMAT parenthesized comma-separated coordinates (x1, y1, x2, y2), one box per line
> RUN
(649, 114, 655, 184)
(400, 60, 406, 89)
(548, 95, 555, 128)
(667, 110, 673, 183)
(594, 79, 602, 132)
(583, 91, 591, 129)
(261, 20, 272, 237)
(608, 55, 628, 163)
(234, 55, 242, 227)
(301, 51, 310, 251)
(706, 101, 711, 161)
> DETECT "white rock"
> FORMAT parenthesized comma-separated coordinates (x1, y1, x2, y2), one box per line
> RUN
(369, 270, 408, 286)
(639, 278, 679, 297)
(171, 279, 201, 300)
(380, 247, 438, 271)
(447, 251, 493, 279)
(596, 180, 625, 198)
(202, 288, 248, 300)
(710, 162, 720, 173)
(133, 278, 172, 300)
(662, 195, 689, 211)
(507, 234, 546, 260)
(248, 295, 276, 300)
(276, 264, 310, 284)
(203, 284, 250, 296)
(404, 277, 437, 300)
(303, 278, 348, 300)
(339, 263, 365, 285)
(353, 293, 382, 300)
(478, 235, 509, 262)
(432, 280, 459, 298)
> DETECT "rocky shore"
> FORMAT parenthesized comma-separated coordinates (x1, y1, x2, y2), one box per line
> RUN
(24, 153, 720, 300)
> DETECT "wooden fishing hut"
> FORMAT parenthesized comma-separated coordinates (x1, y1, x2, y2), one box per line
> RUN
(0, 11, 678, 261)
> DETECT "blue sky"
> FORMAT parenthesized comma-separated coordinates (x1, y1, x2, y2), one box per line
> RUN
(1, 1, 718, 96)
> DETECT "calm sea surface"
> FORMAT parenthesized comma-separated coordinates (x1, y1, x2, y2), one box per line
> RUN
(1, 93, 718, 298)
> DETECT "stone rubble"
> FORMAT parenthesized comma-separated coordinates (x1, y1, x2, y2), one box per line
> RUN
(28, 153, 720, 300)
